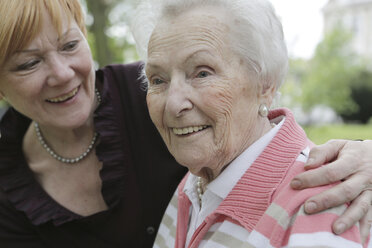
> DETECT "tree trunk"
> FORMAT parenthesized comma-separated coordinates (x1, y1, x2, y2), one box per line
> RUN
(86, 0, 113, 67)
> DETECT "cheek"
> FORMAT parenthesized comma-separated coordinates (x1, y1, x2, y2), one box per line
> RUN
(198, 85, 236, 154)
(201, 84, 234, 125)
(82, 59, 94, 78)
(7, 81, 39, 102)
(4, 85, 42, 118)
(146, 93, 164, 128)
(78, 46, 94, 76)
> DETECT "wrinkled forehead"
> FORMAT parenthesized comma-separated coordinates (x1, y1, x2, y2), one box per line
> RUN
(147, 7, 232, 60)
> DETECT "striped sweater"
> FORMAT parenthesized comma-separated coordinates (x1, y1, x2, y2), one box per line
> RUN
(154, 108, 370, 248)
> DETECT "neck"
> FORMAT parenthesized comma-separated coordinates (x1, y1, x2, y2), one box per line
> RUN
(199, 117, 273, 183)
(36, 118, 95, 145)
(29, 117, 96, 162)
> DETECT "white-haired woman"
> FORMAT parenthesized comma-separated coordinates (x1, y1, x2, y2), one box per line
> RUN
(132, 0, 371, 247)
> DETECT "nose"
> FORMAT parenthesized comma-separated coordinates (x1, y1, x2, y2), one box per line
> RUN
(165, 78, 193, 118)
(46, 54, 75, 86)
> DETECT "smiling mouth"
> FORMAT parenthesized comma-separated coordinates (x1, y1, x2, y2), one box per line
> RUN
(172, 125, 209, 135)
(46, 87, 79, 103)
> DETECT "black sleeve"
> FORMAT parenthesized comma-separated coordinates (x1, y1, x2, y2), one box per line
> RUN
(0, 190, 47, 248)
(103, 62, 188, 248)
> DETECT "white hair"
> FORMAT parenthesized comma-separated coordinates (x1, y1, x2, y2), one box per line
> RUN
(131, 0, 288, 92)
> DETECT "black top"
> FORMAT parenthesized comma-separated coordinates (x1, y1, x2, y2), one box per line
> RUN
(0, 62, 187, 248)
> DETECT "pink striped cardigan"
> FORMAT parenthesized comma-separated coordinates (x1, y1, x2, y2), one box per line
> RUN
(155, 108, 369, 248)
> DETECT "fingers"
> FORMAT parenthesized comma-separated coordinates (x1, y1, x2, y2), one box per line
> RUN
(292, 139, 372, 238)
(291, 156, 358, 190)
(359, 205, 372, 244)
(331, 190, 372, 236)
(291, 140, 366, 190)
(303, 176, 367, 214)
(304, 139, 347, 170)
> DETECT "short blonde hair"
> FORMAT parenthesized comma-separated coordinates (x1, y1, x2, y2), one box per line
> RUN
(0, 0, 86, 67)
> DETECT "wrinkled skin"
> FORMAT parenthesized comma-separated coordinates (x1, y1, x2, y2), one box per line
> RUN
(146, 7, 274, 182)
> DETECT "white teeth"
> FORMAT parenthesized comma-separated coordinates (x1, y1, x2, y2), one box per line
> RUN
(172, 125, 208, 135)
(47, 87, 78, 103)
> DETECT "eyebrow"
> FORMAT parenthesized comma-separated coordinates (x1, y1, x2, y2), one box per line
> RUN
(145, 63, 162, 75)
(147, 49, 215, 67)
(184, 49, 215, 64)
(58, 27, 80, 41)
(16, 49, 40, 54)
(15, 28, 80, 54)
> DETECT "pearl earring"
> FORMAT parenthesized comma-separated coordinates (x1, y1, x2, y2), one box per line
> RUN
(258, 104, 269, 117)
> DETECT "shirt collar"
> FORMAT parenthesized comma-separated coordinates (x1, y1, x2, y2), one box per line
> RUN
(183, 117, 285, 201)
(207, 117, 285, 199)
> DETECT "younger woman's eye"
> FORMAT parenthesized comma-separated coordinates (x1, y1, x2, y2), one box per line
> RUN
(62, 41, 78, 51)
(16, 59, 40, 71)
(196, 71, 211, 78)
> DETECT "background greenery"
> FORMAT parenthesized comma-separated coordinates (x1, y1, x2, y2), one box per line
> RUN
(304, 124, 372, 144)
(82, 0, 139, 66)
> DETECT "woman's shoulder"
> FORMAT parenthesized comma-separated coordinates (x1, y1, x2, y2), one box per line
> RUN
(0, 185, 37, 235)
(0, 187, 25, 220)
(0, 188, 47, 247)
(97, 61, 145, 90)
(96, 61, 148, 110)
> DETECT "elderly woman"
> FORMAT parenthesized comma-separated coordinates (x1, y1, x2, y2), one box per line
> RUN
(131, 0, 372, 247)
(0, 0, 371, 247)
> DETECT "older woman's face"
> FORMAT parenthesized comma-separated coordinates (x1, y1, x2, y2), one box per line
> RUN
(146, 8, 269, 179)
(0, 7, 95, 129)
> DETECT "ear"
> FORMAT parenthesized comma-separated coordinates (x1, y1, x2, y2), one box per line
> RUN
(259, 82, 277, 107)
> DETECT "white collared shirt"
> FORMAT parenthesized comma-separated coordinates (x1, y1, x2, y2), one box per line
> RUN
(183, 117, 285, 247)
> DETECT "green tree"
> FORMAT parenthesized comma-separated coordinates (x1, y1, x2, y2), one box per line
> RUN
(280, 58, 308, 108)
(82, 0, 139, 67)
(341, 70, 372, 123)
(301, 27, 359, 114)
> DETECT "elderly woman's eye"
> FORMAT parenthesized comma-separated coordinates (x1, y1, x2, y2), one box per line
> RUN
(196, 71, 211, 78)
(151, 78, 165, 85)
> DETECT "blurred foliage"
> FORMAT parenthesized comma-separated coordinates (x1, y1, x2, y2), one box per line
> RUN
(82, 0, 139, 67)
(303, 124, 372, 145)
(301, 27, 359, 114)
(285, 26, 372, 123)
(280, 58, 308, 108)
(341, 70, 372, 123)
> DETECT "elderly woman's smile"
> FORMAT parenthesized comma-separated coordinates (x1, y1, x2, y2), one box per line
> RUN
(172, 125, 209, 136)
(146, 7, 273, 180)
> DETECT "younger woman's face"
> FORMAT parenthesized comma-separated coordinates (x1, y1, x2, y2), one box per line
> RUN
(0, 8, 96, 130)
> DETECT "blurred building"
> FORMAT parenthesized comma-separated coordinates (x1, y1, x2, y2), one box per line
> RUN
(323, 0, 372, 61)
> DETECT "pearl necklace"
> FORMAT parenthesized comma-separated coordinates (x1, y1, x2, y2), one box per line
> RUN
(196, 177, 204, 207)
(34, 88, 101, 164)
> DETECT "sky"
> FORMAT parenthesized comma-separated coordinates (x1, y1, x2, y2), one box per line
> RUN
(270, 0, 329, 59)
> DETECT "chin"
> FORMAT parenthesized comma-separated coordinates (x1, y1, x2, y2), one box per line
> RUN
(61, 111, 92, 129)
(176, 155, 210, 173)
